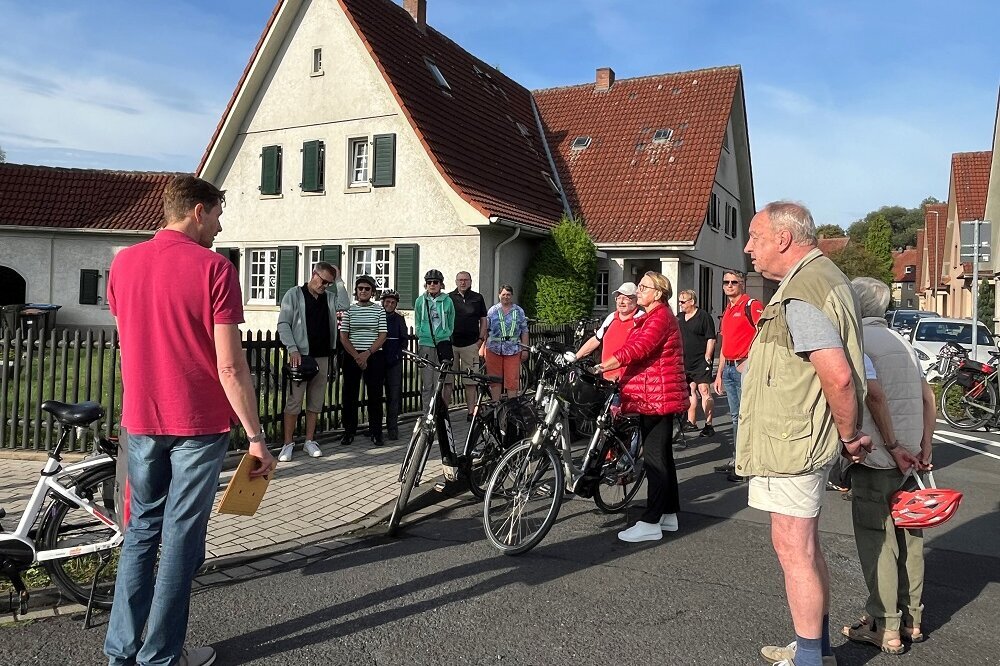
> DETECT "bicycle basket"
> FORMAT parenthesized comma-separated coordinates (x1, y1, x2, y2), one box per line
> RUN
(558, 369, 610, 420)
(497, 395, 539, 448)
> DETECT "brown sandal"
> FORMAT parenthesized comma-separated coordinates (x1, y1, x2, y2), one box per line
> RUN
(842, 617, 905, 654)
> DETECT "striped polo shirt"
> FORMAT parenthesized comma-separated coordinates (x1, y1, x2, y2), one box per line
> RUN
(342, 303, 387, 350)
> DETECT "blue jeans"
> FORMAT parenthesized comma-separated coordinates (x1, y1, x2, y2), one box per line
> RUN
(105, 433, 229, 666)
(721, 363, 743, 465)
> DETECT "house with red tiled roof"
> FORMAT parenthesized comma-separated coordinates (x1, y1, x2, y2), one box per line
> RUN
(197, 0, 755, 329)
(941, 151, 991, 318)
(986, 93, 1000, 326)
(0, 163, 175, 327)
(816, 235, 849, 256)
(919, 203, 948, 312)
(891, 247, 919, 309)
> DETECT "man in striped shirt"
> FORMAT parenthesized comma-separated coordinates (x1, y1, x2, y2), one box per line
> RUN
(339, 275, 388, 446)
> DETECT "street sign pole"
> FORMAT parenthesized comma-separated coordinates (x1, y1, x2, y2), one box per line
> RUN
(973, 220, 979, 360)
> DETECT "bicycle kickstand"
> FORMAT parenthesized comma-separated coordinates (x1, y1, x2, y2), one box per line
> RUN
(82, 550, 113, 629)
(1, 566, 29, 616)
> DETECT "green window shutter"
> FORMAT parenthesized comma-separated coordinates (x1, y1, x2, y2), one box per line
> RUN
(371, 133, 396, 187)
(79, 269, 100, 305)
(394, 244, 419, 309)
(276, 246, 299, 304)
(301, 140, 324, 192)
(321, 245, 342, 272)
(260, 145, 282, 195)
(216, 247, 240, 272)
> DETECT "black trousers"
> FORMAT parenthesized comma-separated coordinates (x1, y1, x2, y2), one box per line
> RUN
(384, 360, 402, 434)
(640, 414, 680, 523)
(342, 350, 385, 437)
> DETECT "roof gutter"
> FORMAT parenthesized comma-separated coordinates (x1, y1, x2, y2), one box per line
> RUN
(530, 96, 572, 218)
(0, 225, 156, 237)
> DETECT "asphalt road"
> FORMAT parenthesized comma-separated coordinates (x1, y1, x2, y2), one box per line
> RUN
(1, 414, 997, 666)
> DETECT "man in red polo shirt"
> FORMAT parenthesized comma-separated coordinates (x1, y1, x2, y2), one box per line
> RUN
(713, 270, 763, 481)
(576, 282, 643, 380)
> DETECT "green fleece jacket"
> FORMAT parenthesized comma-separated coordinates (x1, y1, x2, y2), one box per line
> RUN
(413, 291, 455, 346)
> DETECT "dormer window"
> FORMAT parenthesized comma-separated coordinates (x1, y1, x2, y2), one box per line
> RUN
(905, 265, 915, 274)
(652, 128, 673, 143)
(571, 136, 592, 150)
(424, 58, 451, 92)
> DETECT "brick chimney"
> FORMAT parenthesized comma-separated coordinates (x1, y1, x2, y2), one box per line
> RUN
(404, 0, 427, 33)
(595, 67, 615, 92)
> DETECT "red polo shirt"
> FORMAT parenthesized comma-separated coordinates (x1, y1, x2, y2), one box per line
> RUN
(719, 293, 763, 360)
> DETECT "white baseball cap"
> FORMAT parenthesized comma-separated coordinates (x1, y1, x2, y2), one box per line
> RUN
(613, 282, 638, 298)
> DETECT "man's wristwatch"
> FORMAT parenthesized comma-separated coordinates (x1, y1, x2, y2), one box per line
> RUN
(247, 431, 265, 444)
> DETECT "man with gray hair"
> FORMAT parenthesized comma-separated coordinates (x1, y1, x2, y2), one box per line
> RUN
(741, 201, 870, 666)
(836, 277, 934, 656)
(677, 289, 716, 436)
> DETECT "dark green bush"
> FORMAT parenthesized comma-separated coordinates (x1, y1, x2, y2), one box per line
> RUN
(522, 216, 597, 324)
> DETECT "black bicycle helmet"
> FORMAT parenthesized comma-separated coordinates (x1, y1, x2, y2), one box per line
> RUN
(355, 274, 378, 290)
(380, 288, 400, 301)
(424, 269, 444, 283)
(283, 355, 320, 384)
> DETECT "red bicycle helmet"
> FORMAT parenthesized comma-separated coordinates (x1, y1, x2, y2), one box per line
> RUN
(890, 471, 963, 529)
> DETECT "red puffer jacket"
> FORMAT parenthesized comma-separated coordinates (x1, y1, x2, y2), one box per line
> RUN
(613, 304, 688, 416)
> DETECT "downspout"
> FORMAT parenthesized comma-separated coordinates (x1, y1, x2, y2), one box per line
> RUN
(530, 97, 572, 218)
(493, 226, 521, 296)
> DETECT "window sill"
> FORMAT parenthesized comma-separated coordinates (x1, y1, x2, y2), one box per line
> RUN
(301, 190, 325, 197)
(259, 193, 283, 200)
(344, 184, 371, 194)
(310, 70, 324, 77)
(245, 303, 280, 311)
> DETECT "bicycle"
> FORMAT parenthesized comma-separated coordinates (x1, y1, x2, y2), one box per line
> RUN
(0, 400, 123, 624)
(482, 344, 646, 555)
(935, 341, 1000, 430)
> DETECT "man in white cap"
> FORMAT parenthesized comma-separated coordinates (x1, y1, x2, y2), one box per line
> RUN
(575, 282, 643, 381)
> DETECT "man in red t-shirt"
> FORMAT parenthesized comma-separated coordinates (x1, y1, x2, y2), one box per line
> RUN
(104, 176, 275, 666)
(712, 270, 763, 481)
(575, 282, 643, 380)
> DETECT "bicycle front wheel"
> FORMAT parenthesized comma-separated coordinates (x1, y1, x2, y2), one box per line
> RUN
(387, 428, 431, 536)
(483, 440, 563, 556)
(593, 430, 646, 513)
(465, 418, 504, 499)
(939, 375, 996, 430)
(41, 463, 120, 609)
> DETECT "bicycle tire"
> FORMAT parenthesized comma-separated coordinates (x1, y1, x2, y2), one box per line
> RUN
(41, 462, 119, 609)
(465, 418, 504, 499)
(939, 375, 996, 430)
(483, 440, 563, 556)
(593, 430, 646, 513)
(387, 430, 431, 536)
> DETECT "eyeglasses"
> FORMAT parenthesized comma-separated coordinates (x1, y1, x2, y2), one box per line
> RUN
(677, 299, 690, 304)
(722, 280, 743, 286)
(636, 284, 658, 292)
(356, 285, 372, 292)
(426, 280, 441, 286)
(314, 272, 335, 286)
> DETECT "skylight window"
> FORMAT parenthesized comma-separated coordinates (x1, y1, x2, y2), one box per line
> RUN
(571, 136, 592, 150)
(424, 58, 451, 92)
(653, 128, 674, 143)
(542, 172, 561, 195)
(516, 122, 531, 138)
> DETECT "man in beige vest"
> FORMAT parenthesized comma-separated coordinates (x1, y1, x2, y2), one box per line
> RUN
(839, 277, 934, 655)
(740, 201, 871, 666)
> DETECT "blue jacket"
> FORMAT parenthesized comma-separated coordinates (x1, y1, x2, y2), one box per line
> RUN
(383, 311, 408, 366)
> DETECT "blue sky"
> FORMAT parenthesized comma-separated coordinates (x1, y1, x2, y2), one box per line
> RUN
(1, 0, 997, 229)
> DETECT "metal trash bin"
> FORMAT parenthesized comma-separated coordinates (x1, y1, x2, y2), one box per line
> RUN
(1, 304, 25, 337)
(19, 303, 61, 338)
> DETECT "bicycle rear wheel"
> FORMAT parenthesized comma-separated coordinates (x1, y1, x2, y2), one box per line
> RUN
(41, 463, 119, 609)
(483, 440, 563, 555)
(593, 430, 646, 513)
(939, 375, 996, 430)
(464, 417, 505, 499)
(387, 426, 431, 536)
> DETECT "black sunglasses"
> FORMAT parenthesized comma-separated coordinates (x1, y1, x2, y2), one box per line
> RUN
(722, 280, 742, 285)
(426, 280, 441, 285)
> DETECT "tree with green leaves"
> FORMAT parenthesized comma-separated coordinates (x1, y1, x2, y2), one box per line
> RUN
(863, 215, 894, 286)
(522, 216, 597, 324)
(828, 243, 893, 284)
(847, 196, 941, 248)
(816, 224, 845, 238)
(977, 279, 995, 333)
(0, 145, 6, 163)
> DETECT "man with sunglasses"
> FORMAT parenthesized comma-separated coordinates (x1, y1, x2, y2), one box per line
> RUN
(277, 261, 348, 461)
(713, 270, 763, 481)
(677, 290, 716, 437)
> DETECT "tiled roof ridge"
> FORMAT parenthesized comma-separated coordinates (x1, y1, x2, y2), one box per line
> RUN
(532, 64, 741, 94)
(0, 162, 185, 178)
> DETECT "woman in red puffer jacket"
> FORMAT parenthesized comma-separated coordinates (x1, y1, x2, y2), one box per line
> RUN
(598, 271, 688, 543)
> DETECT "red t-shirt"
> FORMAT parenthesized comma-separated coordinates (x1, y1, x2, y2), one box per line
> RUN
(719, 293, 763, 360)
(108, 229, 245, 435)
(597, 312, 637, 381)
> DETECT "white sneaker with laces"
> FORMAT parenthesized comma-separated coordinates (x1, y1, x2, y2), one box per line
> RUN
(617, 520, 662, 543)
(277, 443, 294, 462)
(303, 440, 322, 457)
(178, 645, 217, 666)
(659, 513, 679, 531)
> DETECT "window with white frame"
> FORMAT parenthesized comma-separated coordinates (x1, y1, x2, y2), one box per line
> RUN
(311, 47, 323, 75)
(348, 138, 369, 186)
(594, 270, 609, 309)
(306, 247, 324, 279)
(352, 247, 390, 290)
(249, 249, 278, 304)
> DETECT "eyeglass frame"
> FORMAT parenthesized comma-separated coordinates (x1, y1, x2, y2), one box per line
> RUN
(313, 270, 336, 287)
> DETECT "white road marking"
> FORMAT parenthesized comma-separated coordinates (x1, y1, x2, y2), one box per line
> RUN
(935, 429, 1000, 449)
(934, 432, 1000, 461)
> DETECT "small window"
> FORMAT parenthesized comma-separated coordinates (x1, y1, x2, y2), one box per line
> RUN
(248, 249, 279, 304)
(79, 269, 101, 305)
(652, 128, 673, 143)
(724, 203, 738, 238)
(352, 247, 391, 291)
(904, 265, 915, 274)
(571, 136, 592, 150)
(312, 47, 323, 75)
(348, 138, 369, 186)
(594, 270, 609, 310)
(424, 58, 451, 92)
(706, 193, 720, 231)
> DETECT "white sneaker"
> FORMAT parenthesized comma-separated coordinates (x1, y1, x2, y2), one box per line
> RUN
(617, 521, 662, 542)
(761, 642, 838, 666)
(659, 513, 679, 531)
(178, 646, 217, 666)
(277, 443, 294, 462)
(303, 440, 322, 457)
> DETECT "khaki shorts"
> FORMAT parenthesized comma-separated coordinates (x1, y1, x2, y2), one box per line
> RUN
(284, 356, 330, 414)
(748, 463, 832, 519)
(453, 343, 483, 385)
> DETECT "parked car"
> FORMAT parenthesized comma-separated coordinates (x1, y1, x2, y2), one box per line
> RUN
(908, 317, 999, 375)
(888, 309, 938, 336)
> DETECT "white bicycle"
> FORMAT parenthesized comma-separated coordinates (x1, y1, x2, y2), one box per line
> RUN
(0, 400, 123, 623)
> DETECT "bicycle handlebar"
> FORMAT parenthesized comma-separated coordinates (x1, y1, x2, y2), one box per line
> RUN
(400, 349, 502, 385)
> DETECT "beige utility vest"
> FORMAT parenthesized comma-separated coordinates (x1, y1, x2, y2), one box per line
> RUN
(859, 318, 925, 469)
(736, 249, 866, 477)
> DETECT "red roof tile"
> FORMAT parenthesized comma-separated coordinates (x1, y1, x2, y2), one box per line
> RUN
(892, 247, 918, 282)
(951, 151, 991, 221)
(0, 164, 177, 231)
(817, 236, 849, 255)
(924, 203, 947, 289)
(914, 229, 924, 292)
(533, 66, 740, 244)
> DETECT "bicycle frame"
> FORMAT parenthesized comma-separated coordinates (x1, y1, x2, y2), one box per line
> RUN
(397, 352, 455, 484)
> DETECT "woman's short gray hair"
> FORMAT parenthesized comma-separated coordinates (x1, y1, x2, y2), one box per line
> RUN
(764, 201, 817, 245)
(851, 277, 891, 318)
